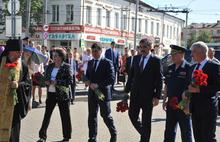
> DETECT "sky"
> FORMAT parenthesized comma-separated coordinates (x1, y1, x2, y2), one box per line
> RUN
(143, 0, 220, 24)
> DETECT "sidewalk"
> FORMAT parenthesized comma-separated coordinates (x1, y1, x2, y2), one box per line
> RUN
(20, 83, 220, 142)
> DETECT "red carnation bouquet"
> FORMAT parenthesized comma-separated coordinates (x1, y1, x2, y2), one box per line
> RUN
(178, 69, 208, 114)
(168, 97, 179, 110)
(76, 69, 85, 82)
(116, 95, 129, 113)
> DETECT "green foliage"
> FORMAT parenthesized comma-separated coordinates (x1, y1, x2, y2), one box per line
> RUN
(187, 30, 213, 48)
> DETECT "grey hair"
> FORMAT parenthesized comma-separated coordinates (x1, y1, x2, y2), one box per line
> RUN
(190, 41, 208, 55)
(139, 37, 154, 47)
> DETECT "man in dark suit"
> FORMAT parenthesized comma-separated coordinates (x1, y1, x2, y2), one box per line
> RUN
(185, 41, 220, 142)
(125, 48, 136, 75)
(125, 38, 163, 142)
(66, 48, 77, 104)
(85, 43, 117, 142)
(105, 41, 119, 90)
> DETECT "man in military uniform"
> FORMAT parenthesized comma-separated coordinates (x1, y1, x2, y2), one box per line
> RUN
(162, 45, 192, 142)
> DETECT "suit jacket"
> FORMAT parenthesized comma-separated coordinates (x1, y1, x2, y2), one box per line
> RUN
(86, 58, 115, 101)
(190, 60, 220, 113)
(125, 56, 133, 74)
(125, 54, 163, 101)
(105, 48, 119, 70)
(65, 58, 76, 85)
(45, 62, 73, 100)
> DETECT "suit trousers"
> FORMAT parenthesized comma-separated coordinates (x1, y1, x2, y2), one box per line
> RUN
(128, 97, 153, 142)
(164, 108, 192, 142)
(88, 95, 117, 141)
(191, 107, 217, 142)
(9, 119, 21, 142)
(69, 77, 76, 102)
(39, 92, 72, 140)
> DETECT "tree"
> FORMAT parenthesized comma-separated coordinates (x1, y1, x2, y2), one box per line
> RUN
(187, 30, 213, 48)
(197, 30, 213, 43)
(2, 0, 43, 35)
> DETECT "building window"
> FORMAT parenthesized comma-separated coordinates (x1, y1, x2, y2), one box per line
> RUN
(97, 8, 101, 26)
(121, 14, 127, 30)
(86, 6, 91, 24)
(145, 20, 148, 34)
(163, 24, 165, 37)
(66, 5, 74, 23)
(167, 25, 169, 38)
(156, 23, 159, 35)
(138, 18, 142, 32)
(115, 12, 119, 29)
(173, 27, 176, 38)
(132, 17, 135, 31)
(170, 26, 172, 39)
(106, 10, 111, 27)
(52, 5, 59, 23)
(151, 21, 154, 35)
(217, 29, 220, 34)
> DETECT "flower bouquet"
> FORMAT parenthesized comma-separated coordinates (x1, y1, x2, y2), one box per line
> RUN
(178, 69, 208, 115)
(5, 61, 19, 105)
(168, 97, 179, 110)
(116, 94, 129, 113)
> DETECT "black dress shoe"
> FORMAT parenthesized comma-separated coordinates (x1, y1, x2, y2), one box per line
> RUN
(110, 135, 117, 142)
(36, 138, 46, 142)
(61, 138, 69, 142)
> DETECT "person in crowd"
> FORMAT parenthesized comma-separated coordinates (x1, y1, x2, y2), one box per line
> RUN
(66, 48, 77, 105)
(41, 45, 50, 68)
(0, 39, 32, 142)
(125, 48, 136, 75)
(0, 46, 5, 56)
(37, 48, 72, 142)
(32, 45, 44, 104)
(85, 43, 117, 142)
(22, 36, 29, 48)
(105, 41, 119, 90)
(162, 45, 192, 142)
(183, 41, 220, 142)
(125, 37, 163, 142)
(82, 48, 93, 75)
(208, 47, 220, 63)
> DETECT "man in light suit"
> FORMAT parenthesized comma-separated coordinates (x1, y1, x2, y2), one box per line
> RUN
(125, 38, 163, 142)
(185, 41, 220, 142)
(85, 43, 117, 142)
(105, 41, 119, 90)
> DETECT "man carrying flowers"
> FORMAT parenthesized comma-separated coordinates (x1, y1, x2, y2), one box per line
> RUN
(0, 39, 31, 142)
(85, 43, 117, 142)
(162, 45, 192, 142)
(184, 41, 220, 142)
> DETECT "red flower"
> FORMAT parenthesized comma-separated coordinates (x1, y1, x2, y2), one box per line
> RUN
(5, 62, 18, 68)
(116, 100, 129, 113)
(192, 70, 208, 87)
(169, 97, 179, 110)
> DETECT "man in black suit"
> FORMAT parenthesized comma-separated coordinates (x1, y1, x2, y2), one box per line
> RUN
(125, 38, 163, 142)
(125, 48, 136, 75)
(185, 41, 220, 142)
(85, 43, 117, 142)
(105, 41, 119, 90)
(66, 48, 77, 104)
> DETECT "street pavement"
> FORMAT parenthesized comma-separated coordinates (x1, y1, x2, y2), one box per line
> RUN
(20, 83, 220, 142)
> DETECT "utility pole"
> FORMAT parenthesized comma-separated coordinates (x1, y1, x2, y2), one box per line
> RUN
(134, 0, 139, 49)
(25, 0, 31, 36)
(11, 0, 16, 38)
(43, 0, 47, 46)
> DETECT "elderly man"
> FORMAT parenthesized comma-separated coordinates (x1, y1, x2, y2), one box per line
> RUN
(186, 41, 220, 142)
(0, 39, 31, 142)
(208, 47, 220, 63)
(125, 38, 163, 142)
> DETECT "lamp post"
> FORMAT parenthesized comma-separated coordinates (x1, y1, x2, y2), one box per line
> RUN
(134, 0, 139, 49)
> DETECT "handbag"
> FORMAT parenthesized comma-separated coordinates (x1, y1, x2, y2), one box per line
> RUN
(55, 85, 70, 101)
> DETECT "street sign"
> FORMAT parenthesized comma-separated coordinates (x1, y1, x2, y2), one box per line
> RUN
(43, 32, 48, 39)
(5, 16, 22, 37)
(7, 0, 20, 14)
(43, 24, 49, 32)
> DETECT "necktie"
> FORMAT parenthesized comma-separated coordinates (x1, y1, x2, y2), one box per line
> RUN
(140, 56, 146, 73)
(69, 59, 71, 64)
(93, 59, 98, 71)
(195, 63, 200, 70)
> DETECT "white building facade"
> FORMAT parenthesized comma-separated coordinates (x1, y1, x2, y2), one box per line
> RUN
(33, 0, 184, 55)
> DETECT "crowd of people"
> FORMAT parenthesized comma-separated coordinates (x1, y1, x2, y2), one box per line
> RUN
(0, 37, 220, 142)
